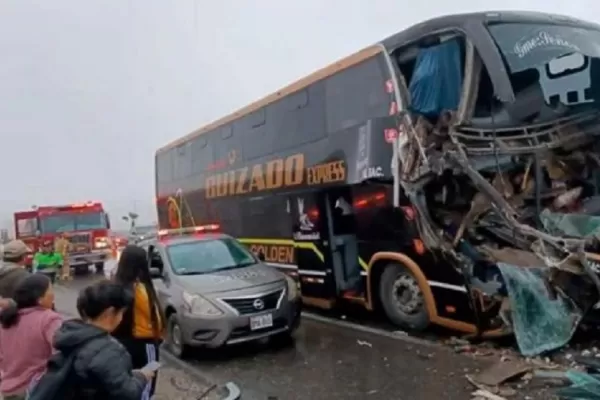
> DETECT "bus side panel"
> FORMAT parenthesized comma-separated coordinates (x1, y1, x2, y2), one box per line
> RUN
(351, 185, 477, 325)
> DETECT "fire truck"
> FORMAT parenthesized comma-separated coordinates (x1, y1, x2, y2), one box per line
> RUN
(14, 201, 111, 274)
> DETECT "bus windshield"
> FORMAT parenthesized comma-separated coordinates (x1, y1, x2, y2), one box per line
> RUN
(488, 22, 600, 73)
(40, 212, 107, 233)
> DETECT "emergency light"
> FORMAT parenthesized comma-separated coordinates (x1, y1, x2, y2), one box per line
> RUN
(157, 224, 221, 238)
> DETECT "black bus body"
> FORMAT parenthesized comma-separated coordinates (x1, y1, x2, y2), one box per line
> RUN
(156, 11, 600, 337)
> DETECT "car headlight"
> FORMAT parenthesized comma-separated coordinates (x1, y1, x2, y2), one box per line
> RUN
(182, 291, 223, 316)
(284, 274, 299, 301)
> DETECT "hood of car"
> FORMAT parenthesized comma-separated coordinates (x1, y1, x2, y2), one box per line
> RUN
(177, 263, 284, 294)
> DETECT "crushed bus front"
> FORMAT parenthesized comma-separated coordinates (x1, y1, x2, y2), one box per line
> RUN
(392, 19, 600, 353)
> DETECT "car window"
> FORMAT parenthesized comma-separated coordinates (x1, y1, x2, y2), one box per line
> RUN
(166, 238, 257, 275)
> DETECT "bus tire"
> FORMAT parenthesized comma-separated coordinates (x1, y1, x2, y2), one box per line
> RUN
(379, 262, 430, 331)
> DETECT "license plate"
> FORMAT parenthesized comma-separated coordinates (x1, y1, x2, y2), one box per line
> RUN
(250, 314, 273, 330)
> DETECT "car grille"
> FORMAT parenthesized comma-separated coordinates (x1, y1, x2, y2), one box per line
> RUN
(221, 289, 283, 315)
(68, 233, 91, 245)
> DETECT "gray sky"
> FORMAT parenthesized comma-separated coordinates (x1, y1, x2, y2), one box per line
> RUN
(0, 0, 595, 229)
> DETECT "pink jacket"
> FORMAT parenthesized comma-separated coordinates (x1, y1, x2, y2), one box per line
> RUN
(0, 307, 63, 395)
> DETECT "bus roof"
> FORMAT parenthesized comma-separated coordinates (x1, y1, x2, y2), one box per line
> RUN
(156, 44, 383, 154)
(381, 11, 599, 50)
(156, 10, 600, 155)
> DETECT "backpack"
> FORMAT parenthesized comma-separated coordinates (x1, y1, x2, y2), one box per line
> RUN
(25, 347, 81, 400)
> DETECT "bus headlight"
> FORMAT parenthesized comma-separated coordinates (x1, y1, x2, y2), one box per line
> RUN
(285, 275, 299, 301)
(182, 291, 223, 316)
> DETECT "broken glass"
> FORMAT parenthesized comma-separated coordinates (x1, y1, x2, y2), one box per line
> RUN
(540, 210, 600, 238)
(497, 263, 581, 356)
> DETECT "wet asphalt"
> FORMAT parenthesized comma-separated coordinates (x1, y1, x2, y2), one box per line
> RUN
(54, 271, 552, 400)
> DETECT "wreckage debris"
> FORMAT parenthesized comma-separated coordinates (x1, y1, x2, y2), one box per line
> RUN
(393, 24, 600, 351)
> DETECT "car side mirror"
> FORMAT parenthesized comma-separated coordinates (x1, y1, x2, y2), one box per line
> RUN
(257, 251, 266, 262)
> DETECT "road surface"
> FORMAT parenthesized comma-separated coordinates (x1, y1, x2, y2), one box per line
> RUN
(55, 273, 552, 400)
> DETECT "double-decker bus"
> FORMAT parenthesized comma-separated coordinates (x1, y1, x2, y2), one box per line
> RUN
(155, 11, 600, 338)
(14, 201, 112, 274)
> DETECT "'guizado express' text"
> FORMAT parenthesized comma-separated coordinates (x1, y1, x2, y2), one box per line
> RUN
(205, 154, 346, 198)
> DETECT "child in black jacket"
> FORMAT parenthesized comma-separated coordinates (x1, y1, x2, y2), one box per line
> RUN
(32, 281, 152, 400)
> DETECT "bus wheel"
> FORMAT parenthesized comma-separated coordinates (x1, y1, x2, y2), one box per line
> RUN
(379, 262, 430, 331)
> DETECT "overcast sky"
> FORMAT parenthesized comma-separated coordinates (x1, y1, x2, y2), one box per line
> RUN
(0, 0, 595, 229)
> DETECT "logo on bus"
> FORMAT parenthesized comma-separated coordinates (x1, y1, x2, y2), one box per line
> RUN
(204, 153, 346, 199)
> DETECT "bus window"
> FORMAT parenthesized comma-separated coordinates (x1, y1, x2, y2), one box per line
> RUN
(325, 56, 389, 133)
(156, 151, 173, 183)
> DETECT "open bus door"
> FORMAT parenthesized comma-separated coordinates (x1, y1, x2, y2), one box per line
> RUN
(317, 188, 362, 298)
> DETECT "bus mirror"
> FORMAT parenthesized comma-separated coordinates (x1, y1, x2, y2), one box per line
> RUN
(105, 213, 111, 229)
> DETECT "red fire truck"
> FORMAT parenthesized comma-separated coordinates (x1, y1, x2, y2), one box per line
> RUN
(14, 201, 111, 274)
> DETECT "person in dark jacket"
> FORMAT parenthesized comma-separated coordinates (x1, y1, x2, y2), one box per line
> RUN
(0, 240, 31, 307)
(51, 280, 152, 399)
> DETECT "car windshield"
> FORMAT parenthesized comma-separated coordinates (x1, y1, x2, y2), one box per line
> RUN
(166, 237, 257, 275)
(40, 212, 107, 233)
(488, 22, 600, 73)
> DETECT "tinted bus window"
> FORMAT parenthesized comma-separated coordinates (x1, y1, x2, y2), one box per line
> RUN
(156, 151, 173, 182)
(325, 56, 389, 133)
(173, 143, 192, 179)
(191, 136, 213, 174)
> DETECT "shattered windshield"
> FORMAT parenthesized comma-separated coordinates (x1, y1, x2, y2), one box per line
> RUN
(488, 23, 600, 73)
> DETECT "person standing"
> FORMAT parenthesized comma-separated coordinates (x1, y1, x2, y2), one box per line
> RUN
(30, 280, 151, 400)
(54, 234, 71, 281)
(0, 274, 62, 400)
(113, 245, 165, 400)
(33, 240, 62, 283)
(0, 240, 31, 306)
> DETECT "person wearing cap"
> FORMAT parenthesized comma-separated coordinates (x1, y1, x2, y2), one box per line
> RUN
(0, 240, 31, 306)
(33, 240, 62, 283)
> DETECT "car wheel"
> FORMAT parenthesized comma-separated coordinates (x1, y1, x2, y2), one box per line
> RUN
(379, 262, 430, 331)
(168, 314, 191, 359)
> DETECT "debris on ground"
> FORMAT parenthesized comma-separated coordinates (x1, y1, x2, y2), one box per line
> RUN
(153, 365, 232, 400)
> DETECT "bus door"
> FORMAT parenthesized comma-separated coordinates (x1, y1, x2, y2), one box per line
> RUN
(318, 187, 361, 295)
(290, 193, 333, 300)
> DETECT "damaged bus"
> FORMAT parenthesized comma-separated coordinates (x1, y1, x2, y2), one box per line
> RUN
(155, 11, 600, 347)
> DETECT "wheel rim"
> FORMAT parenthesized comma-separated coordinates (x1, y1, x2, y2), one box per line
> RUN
(391, 273, 424, 315)
(170, 322, 183, 354)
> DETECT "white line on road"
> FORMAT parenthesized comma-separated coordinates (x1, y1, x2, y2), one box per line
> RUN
(300, 311, 445, 350)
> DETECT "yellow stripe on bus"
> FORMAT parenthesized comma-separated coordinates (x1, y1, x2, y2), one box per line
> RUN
(238, 238, 368, 270)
